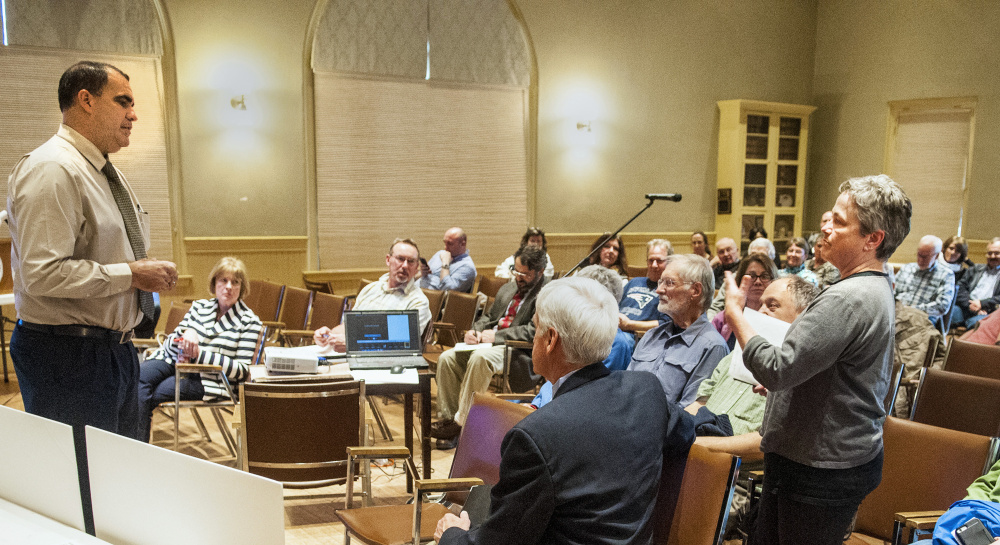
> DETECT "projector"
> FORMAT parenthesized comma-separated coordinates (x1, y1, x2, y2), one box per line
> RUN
(263, 346, 326, 374)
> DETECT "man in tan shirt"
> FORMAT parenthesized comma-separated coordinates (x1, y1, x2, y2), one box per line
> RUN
(6, 61, 177, 439)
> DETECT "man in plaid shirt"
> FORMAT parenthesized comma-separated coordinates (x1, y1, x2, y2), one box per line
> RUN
(894, 235, 956, 328)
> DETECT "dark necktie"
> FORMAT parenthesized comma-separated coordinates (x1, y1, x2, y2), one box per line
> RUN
(102, 158, 155, 322)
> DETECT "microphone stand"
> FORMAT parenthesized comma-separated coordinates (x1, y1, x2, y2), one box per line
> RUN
(566, 196, 675, 276)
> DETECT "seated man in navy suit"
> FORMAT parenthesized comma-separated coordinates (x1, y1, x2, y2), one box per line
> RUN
(434, 276, 695, 545)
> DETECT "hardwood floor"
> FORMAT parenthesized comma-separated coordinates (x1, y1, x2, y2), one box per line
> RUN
(2, 373, 457, 544)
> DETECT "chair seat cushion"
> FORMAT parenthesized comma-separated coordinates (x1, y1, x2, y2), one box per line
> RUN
(336, 503, 453, 545)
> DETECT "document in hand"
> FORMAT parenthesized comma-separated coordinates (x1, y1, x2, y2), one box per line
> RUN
(729, 308, 792, 386)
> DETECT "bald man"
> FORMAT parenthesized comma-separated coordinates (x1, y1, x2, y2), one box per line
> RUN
(420, 227, 477, 292)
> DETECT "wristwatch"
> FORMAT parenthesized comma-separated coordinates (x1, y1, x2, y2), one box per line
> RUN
(441, 263, 450, 270)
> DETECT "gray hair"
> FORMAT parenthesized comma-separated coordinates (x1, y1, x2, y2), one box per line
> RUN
(782, 275, 819, 313)
(748, 238, 776, 260)
(838, 175, 912, 261)
(647, 238, 674, 256)
(576, 265, 624, 303)
(663, 254, 714, 313)
(535, 277, 618, 367)
(919, 235, 942, 254)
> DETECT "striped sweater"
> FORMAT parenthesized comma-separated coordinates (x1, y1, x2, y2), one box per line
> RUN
(147, 298, 263, 398)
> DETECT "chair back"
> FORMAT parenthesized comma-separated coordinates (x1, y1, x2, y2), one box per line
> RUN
(627, 264, 649, 279)
(239, 379, 365, 488)
(910, 368, 1000, 436)
(852, 417, 999, 541)
(654, 444, 740, 545)
(944, 339, 1000, 381)
(449, 393, 534, 484)
(477, 276, 509, 299)
(438, 291, 481, 345)
(422, 288, 446, 323)
(277, 285, 313, 331)
(308, 292, 347, 330)
(163, 301, 191, 334)
(246, 280, 284, 322)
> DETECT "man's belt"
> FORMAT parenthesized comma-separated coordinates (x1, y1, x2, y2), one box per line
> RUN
(16, 320, 135, 344)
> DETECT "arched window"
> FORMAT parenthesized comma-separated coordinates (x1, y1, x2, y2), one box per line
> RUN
(310, 0, 532, 269)
(0, 0, 174, 261)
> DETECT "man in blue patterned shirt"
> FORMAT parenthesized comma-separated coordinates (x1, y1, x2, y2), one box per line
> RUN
(894, 235, 955, 328)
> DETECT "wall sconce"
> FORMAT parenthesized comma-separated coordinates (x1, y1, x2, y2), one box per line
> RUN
(230, 95, 247, 110)
(576, 121, 591, 132)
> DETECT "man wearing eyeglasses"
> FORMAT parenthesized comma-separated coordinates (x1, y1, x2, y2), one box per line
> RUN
(627, 254, 729, 405)
(619, 239, 672, 337)
(432, 245, 548, 449)
(952, 238, 1000, 329)
(313, 238, 430, 352)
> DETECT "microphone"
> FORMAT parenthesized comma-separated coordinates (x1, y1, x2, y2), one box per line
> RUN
(645, 193, 682, 202)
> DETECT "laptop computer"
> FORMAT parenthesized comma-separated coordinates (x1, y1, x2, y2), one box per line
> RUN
(344, 309, 429, 370)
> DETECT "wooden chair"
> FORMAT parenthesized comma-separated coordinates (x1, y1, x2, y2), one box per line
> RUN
(336, 393, 533, 545)
(275, 285, 312, 342)
(909, 368, 1000, 437)
(845, 417, 999, 545)
(158, 327, 264, 456)
(431, 291, 481, 348)
(626, 264, 649, 279)
(653, 444, 741, 545)
(239, 379, 366, 488)
(943, 338, 1000, 381)
(245, 280, 285, 343)
(477, 275, 509, 299)
(421, 288, 446, 323)
(498, 339, 541, 394)
(280, 291, 348, 346)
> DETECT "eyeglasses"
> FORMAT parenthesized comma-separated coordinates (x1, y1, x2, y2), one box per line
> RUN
(390, 255, 418, 266)
(657, 278, 692, 289)
(746, 273, 773, 283)
(509, 266, 532, 279)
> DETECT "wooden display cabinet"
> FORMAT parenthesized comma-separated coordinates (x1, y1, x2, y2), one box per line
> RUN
(715, 100, 816, 257)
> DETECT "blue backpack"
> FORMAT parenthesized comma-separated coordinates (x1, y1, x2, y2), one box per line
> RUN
(933, 499, 1000, 544)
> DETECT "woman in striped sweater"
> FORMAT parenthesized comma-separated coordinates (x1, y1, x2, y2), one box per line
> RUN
(137, 257, 263, 443)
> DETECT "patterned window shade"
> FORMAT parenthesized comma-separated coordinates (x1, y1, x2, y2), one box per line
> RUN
(313, 76, 528, 269)
(311, 0, 532, 269)
(428, 0, 531, 87)
(311, 0, 428, 79)
(4, 0, 162, 55)
(0, 49, 174, 261)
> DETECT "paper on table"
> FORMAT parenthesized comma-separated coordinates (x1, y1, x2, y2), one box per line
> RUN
(452, 342, 496, 352)
(454, 343, 493, 352)
(729, 307, 792, 386)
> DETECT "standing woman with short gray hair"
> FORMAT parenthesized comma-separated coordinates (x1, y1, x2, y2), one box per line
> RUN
(724, 174, 912, 544)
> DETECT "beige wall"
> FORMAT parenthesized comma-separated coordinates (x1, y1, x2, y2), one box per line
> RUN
(158, 0, 999, 273)
(514, 0, 817, 234)
(163, 0, 314, 238)
(807, 1, 1000, 241)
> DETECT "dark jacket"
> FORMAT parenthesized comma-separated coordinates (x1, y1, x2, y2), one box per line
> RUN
(440, 363, 696, 545)
(956, 264, 1000, 314)
(475, 277, 548, 391)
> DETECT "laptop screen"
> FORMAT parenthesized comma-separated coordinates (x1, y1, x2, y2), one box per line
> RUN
(344, 310, 420, 355)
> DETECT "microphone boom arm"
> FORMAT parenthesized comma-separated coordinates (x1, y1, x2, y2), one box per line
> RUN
(566, 193, 680, 276)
